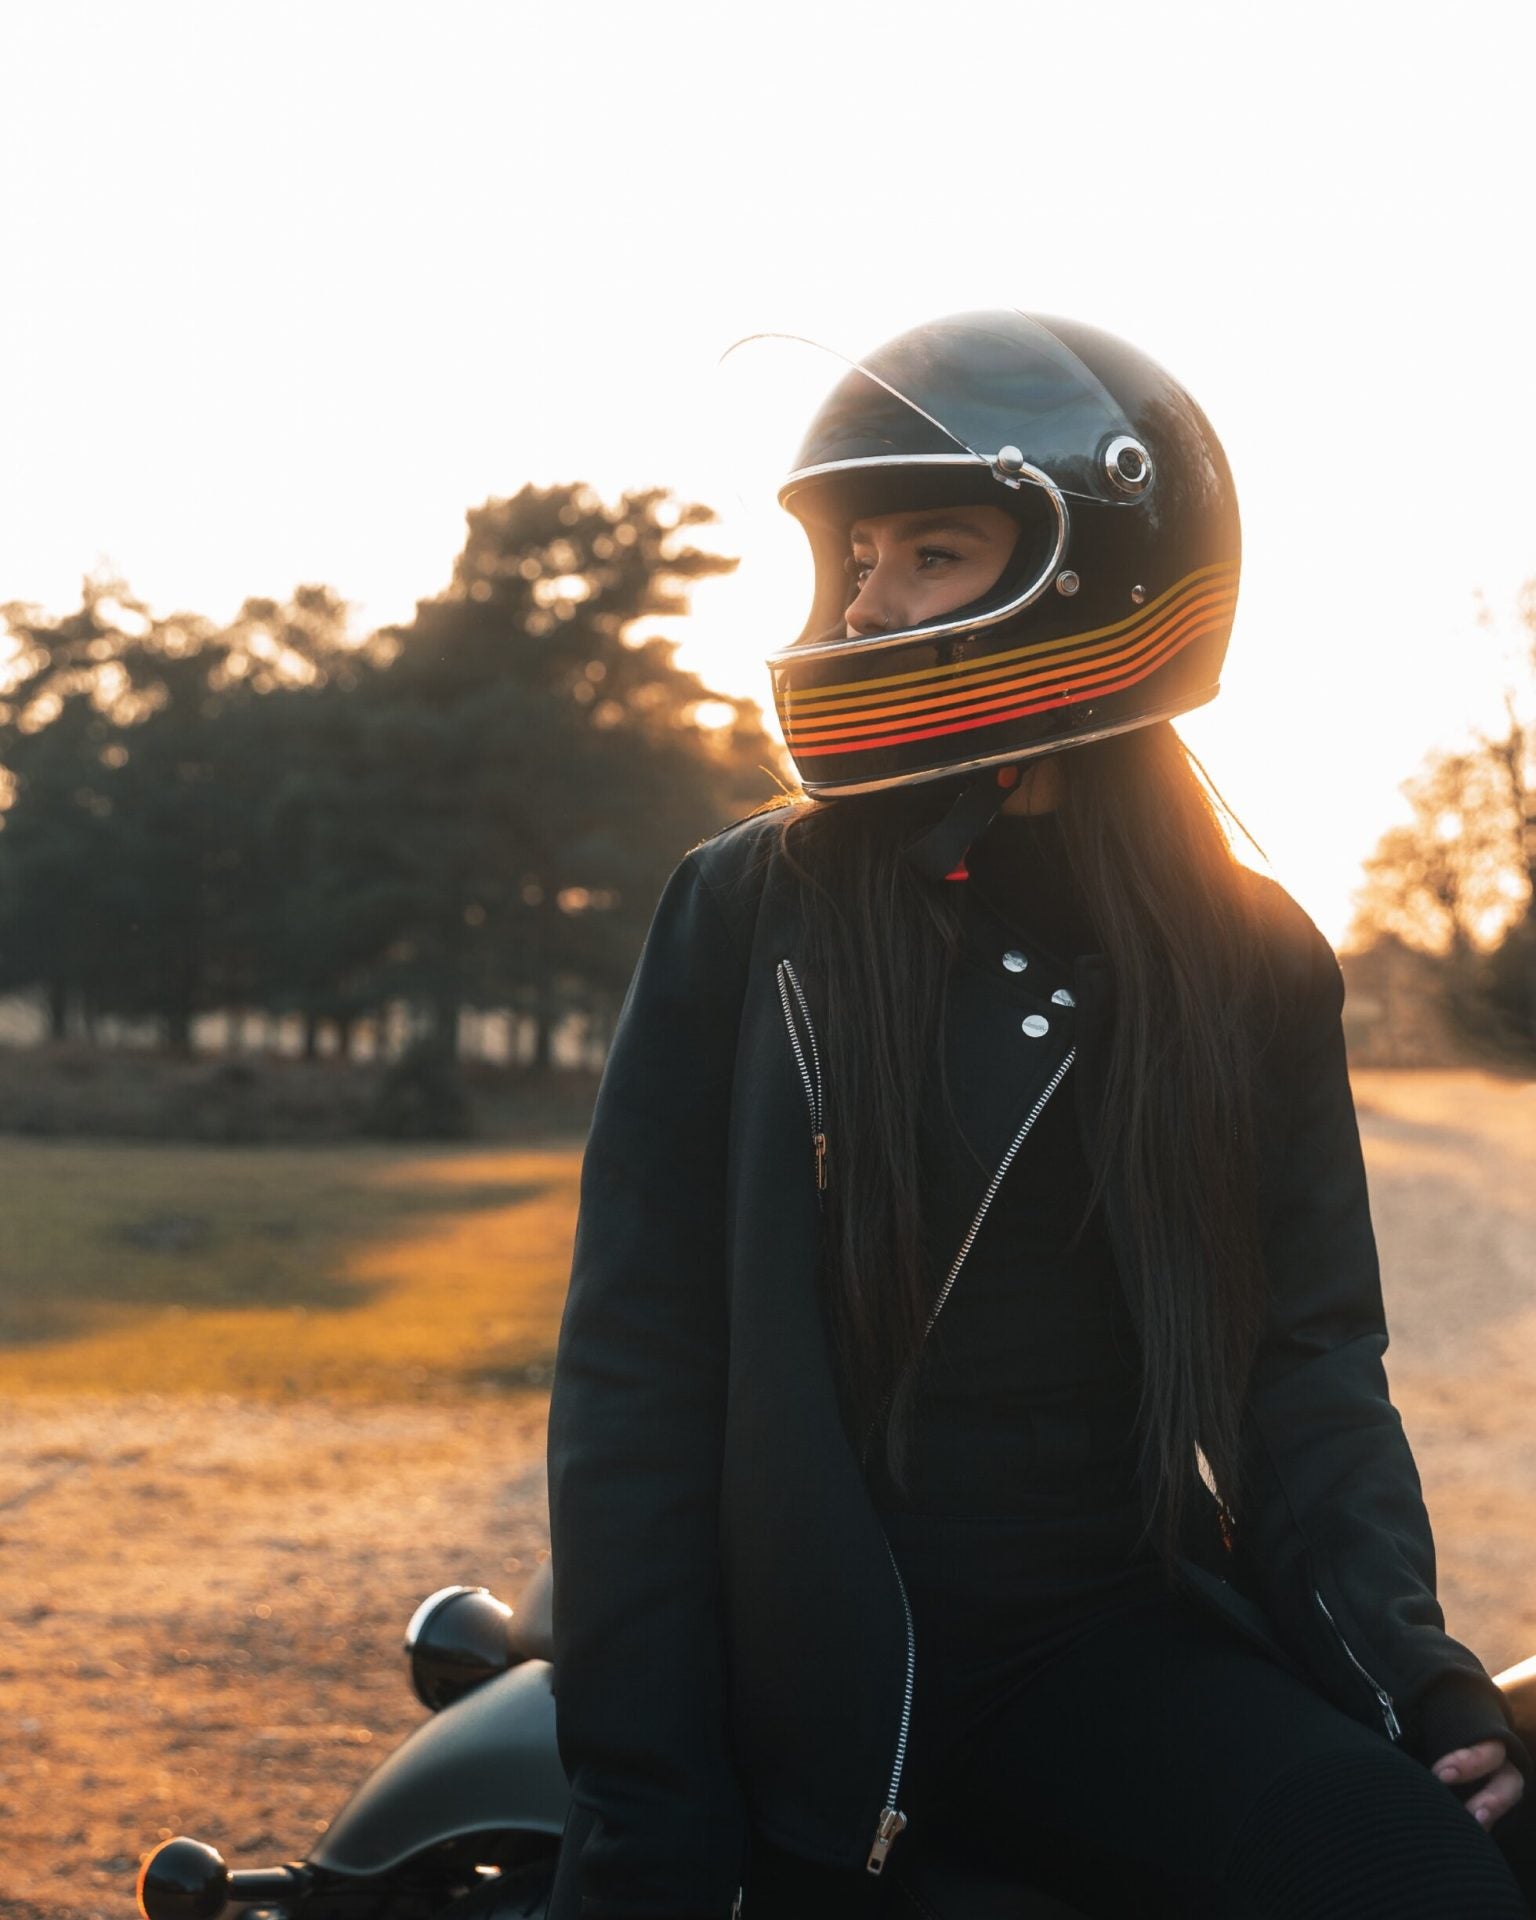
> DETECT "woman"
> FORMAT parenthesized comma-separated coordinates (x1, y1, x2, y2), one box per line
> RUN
(545, 311, 1533, 1918)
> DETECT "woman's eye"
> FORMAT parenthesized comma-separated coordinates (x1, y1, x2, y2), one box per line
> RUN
(844, 546, 960, 588)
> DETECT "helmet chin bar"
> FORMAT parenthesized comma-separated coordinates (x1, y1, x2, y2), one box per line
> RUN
(795, 687, 1221, 800)
(765, 455, 1070, 668)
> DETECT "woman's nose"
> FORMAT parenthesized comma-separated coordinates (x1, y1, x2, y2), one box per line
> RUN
(845, 566, 903, 637)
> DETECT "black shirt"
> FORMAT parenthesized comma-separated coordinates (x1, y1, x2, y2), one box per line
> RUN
(875, 807, 1145, 1517)
(869, 809, 1174, 1755)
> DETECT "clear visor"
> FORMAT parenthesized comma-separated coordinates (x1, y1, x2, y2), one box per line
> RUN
(715, 311, 1145, 522)
(715, 313, 1140, 659)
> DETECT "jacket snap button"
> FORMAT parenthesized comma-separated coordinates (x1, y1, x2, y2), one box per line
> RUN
(1051, 987, 1076, 1007)
(1021, 1013, 1050, 1037)
(1002, 950, 1028, 973)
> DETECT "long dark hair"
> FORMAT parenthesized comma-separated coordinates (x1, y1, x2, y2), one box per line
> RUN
(759, 720, 1274, 1571)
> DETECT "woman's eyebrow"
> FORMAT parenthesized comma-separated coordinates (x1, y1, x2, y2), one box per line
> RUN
(848, 516, 991, 546)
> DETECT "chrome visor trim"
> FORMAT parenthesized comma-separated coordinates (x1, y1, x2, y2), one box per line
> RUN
(778, 451, 988, 501)
(766, 457, 1070, 668)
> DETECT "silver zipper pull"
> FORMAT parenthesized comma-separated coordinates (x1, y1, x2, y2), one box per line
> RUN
(814, 1130, 827, 1191)
(730, 1887, 743, 1918)
(1313, 1586, 1402, 1740)
(866, 1805, 908, 1874)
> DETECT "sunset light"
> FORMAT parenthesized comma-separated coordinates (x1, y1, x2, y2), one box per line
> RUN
(3, 4, 1534, 940)
(5, 12, 1536, 1914)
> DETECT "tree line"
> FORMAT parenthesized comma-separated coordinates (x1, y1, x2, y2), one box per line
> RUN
(0, 483, 784, 1068)
(8, 485, 1530, 1075)
(1349, 582, 1536, 1053)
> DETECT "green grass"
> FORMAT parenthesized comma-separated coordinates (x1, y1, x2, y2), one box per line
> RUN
(0, 1135, 585, 1400)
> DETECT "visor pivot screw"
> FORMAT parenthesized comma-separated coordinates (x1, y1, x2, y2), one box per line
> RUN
(995, 445, 1026, 475)
(1104, 434, 1153, 496)
(1055, 570, 1081, 597)
(1130, 584, 1146, 605)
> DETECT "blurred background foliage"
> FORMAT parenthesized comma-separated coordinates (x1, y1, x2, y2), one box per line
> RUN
(1344, 583, 1536, 1061)
(2, 482, 1535, 1137)
(0, 482, 787, 1137)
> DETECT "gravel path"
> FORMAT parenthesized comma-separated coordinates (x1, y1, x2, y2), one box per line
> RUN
(0, 1393, 551, 1919)
(1, 1068, 1533, 1919)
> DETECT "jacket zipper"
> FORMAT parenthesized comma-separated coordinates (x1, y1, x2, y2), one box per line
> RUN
(864, 1045, 1078, 1875)
(867, 1533, 915, 1873)
(1313, 1586, 1402, 1739)
(775, 956, 905, 1871)
(920, 1048, 1077, 1339)
(731, 1888, 743, 1918)
(775, 959, 826, 1196)
(859, 1045, 1079, 1469)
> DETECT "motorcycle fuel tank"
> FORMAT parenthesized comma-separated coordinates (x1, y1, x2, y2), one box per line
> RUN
(310, 1658, 569, 1876)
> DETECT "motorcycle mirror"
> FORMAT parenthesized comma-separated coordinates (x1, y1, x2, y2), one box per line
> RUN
(136, 1840, 230, 1920)
(137, 1837, 314, 1920)
(137, 1837, 316, 1920)
(404, 1583, 518, 1711)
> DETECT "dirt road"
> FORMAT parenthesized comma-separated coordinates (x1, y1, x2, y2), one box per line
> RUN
(0, 1393, 552, 1919)
(2, 1069, 1533, 1919)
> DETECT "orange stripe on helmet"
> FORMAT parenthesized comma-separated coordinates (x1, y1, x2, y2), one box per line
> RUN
(783, 580, 1234, 737)
(783, 562, 1238, 708)
(787, 608, 1228, 756)
(784, 590, 1232, 749)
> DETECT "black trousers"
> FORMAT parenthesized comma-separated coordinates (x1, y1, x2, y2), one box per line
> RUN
(745, 1592, 1535, 1919)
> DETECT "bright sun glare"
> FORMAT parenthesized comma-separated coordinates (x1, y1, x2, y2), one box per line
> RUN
(2, 2, 1533, 945)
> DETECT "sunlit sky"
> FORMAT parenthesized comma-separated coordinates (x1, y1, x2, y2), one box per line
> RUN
(3, 1, 1534, 945)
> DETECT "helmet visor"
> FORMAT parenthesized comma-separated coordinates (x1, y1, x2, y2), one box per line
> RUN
(719, 316, 1136, 657)
(718, 310, 1147, 520)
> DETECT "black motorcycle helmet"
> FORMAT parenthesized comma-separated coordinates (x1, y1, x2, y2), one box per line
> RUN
(733, 310, 1241, 876)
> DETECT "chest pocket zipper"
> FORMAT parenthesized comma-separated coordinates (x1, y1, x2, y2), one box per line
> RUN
(776, 958, 827, 1196)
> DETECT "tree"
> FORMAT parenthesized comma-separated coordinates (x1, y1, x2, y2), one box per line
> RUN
(0, 580, 158, 1037)
(1477, 581, 1536, 1045)
(1349, 750, 1524, 968)
(0, 490, 785, 1086)
(321, 481, 778, 1066)
(1349, 580, 1536, 1048)
(0, 579, 353, 1049)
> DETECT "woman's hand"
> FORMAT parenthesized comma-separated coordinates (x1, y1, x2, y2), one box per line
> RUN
(1432, 1741, 1525, 1829)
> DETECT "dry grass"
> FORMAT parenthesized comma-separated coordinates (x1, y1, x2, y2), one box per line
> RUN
(0, 1039, 603, 1145)
(0, 1130, 580, 1916)
(0, 1136, 583, 1399)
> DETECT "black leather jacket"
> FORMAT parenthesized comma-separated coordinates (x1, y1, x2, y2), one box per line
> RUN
(546, 805, 1525, 1919)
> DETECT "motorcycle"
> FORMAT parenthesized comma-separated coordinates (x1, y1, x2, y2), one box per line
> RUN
(136, 1567, 566, 1920)
(136, 1560, 1536, 1920)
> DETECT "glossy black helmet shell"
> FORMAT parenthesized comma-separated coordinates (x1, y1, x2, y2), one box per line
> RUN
(764, 310, 1240, 796)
